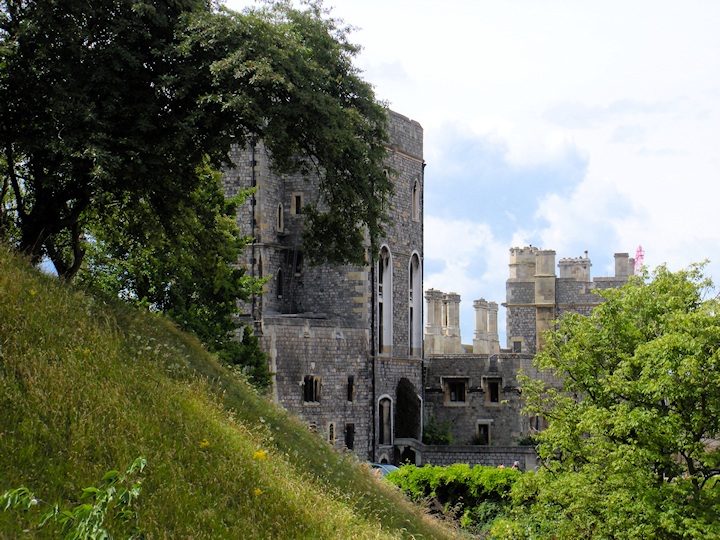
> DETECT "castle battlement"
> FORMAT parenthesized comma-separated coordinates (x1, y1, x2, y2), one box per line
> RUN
(505, 247, 634, 354)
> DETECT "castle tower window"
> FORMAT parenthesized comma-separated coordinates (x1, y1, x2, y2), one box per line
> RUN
(443, 378, 468, 405)
(303, 375, 321, 403)
(409, 254, 422, 356)
(378, 247, 392, 354)
(276, 268, 283, 299)
(378, 396, 393, 445)
(294, 251, 303, 276)
(345, 423, 355, 450)
(347, 375, 355, 402)
(484, 377, 502, 404)
(512, 340, 522, 353)
(475, 422, 491, 445)
(412, 180, 420, 222)
(328, 423, 335, 446)
(291, 193, 304, 215)
(276, 203, 284, 232)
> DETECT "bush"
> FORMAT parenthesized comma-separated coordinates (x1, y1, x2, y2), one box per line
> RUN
(386, 463, 520, 532)
(422, 415, 453, 445)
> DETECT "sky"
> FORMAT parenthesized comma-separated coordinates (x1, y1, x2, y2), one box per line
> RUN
(225, 0, 720, 345)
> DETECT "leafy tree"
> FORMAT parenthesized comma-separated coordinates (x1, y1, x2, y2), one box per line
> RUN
(0, 0, 391, 279)
(496, 264, 720, 539)
(78, 164, 272, 389)
(0, 0, 390, 386)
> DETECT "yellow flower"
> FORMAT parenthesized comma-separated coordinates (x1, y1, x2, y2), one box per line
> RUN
(200, 438, 210, 448)
(29, 289, 36, 296)
(254, 488, 262, 496)
(253, 450, 267, 461)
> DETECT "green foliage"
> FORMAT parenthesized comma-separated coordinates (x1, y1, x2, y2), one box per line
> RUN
(499, 263, 720, 539)
(0, 0, 390, 278)
(386, 463, 520, 533)
(0, 248, 459, 539)
(422, 415, 454, 445)
(77, 165, 271, 390)
(514, 435, 539, 446)
(220, 325, 273, 390)
(2, 458, 146, 539)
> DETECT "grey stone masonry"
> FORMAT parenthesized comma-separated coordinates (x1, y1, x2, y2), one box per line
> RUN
(423, 353, 538, 446)
(504, 247, 634, 354)
(221, 110, 424, 462)
(394, 438, 538, 471)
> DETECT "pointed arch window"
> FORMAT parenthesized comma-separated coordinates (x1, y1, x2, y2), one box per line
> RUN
(378, 396, 393, 445)
(276, 203, 284, 232)
(378, 247, 392, 354)
(409, 254, 422, 356)
(276, 268, 284, 299)
(412, 180, 420, 222)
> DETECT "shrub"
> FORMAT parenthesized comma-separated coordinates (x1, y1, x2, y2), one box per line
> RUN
(422, 415, 453, 445)
(386, 463, 521, 532)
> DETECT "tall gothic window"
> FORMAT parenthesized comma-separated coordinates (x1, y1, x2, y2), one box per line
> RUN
(378, 247, 392, 354)
(412, 180, 420, 222)
(276, 203, 284, 232)
(409, 254, 422, 356)
(378, 396, 392, 445)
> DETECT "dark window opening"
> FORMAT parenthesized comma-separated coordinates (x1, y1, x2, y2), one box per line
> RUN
(476, 424, 489, 445)
(347, 375, 355, 402)
(303, 375, 321, 403)
(345, 423, 355, 450)
(487, 379, 501, 403)
(447, 380, 467, 402)
(512, 341, 522, 353)
(328, 423, 335, 445)
(294, 195, 303, 215)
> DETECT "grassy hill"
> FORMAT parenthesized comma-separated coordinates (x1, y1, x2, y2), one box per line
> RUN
(0, 247, 459, 539)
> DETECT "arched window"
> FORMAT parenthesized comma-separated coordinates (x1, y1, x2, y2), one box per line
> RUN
(378, 396, 393, 445)
(412, 180, 420, 222)
(378, 246, 392, 354)
(276, 268, 283, 299)
(409, 254, 422, 356)
(276, 203, 284, 232)
(328, 423, 335, 446)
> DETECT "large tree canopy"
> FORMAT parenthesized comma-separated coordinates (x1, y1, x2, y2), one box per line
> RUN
(495, 264, 720, 539)
(0, 0, 391, 280)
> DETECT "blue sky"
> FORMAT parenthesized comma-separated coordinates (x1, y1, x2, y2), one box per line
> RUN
(227, 0, 720, 345)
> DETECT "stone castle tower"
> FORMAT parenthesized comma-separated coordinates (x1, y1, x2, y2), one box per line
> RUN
(505, 247, 634, 354)
(221, 111, 424, 462)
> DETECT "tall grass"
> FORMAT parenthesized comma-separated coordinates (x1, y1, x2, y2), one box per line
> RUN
(0, 247, 461, 539)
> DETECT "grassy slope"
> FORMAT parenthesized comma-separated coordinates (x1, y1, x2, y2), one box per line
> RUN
(0, 248, 460, 540)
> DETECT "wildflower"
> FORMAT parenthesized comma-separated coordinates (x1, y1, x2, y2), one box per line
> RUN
(29, 289, 36, 296)
(254, 488, 262, 496)
(200, 438, 210, 448)
(253, 450, 267, 461)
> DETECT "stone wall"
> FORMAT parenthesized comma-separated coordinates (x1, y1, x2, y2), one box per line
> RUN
(257, 316, 373, 456)
(504, 247, 633, 354)
(423, 354, 532, 446)
(221, 110, 424, 462)
(394, 438, 538, 471)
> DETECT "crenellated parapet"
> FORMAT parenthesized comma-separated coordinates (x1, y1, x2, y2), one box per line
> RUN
(505, 246, 635, 354)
